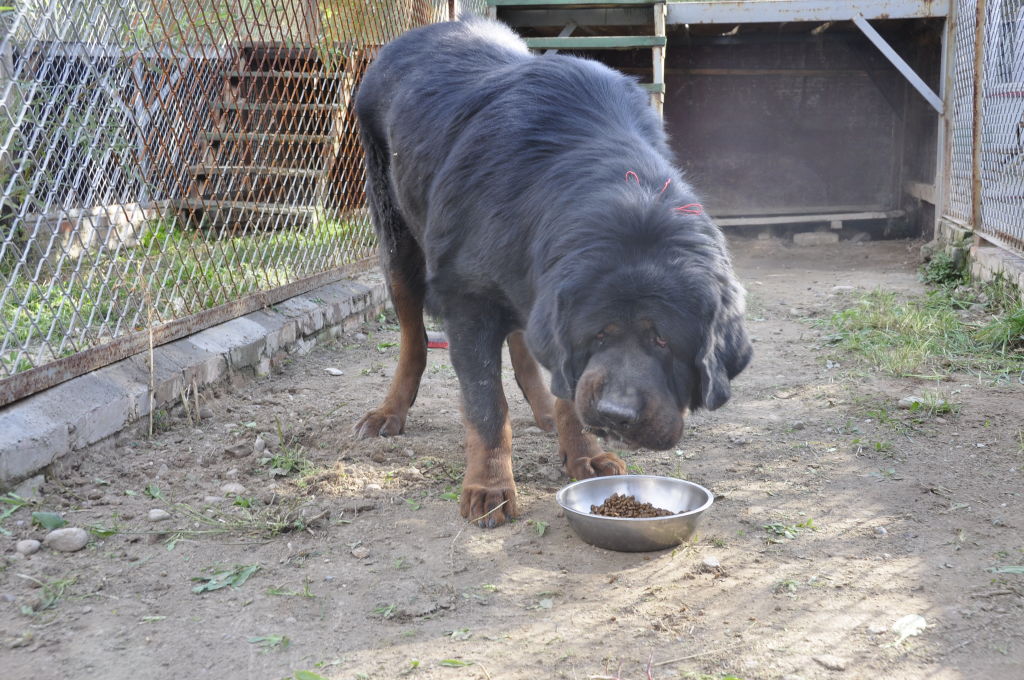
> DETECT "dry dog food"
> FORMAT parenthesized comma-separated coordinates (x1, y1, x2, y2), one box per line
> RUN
(590, 492, 674, 518)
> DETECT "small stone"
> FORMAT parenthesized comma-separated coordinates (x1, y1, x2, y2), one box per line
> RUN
(324, 367, 344, 376)
(524, 426, 544, 435)
(261, 433, 281, 449)
(12, 475, 44, 500)
(354, 333, 368, 343)
(874, 526, 888, 536)
(541, 467, 563, 483)
(204, 496, 225, 504)
(15, 539, 41, 556)
(156, 463, 170, 478)
(351, 546, 371, 559)
(793, 231, 839, 247)
(253, 436, 266, 454)
(831, 285, 855, 293)
(812, 654, 848, 671)
(43, 527, 89, 552)
(148, 509, 172, 522)
(199, 407, 214, 420)
(224, 468, 240, 479)
(867, 622, 889, 635)
(1, 593, 16, 603)
(220, 482, 247, 496)
(370, 451, 387, 464)
(403, 448, 415, 458)
(701, 556, 722, 570)
(224, 443, 250, 459)
(86, 489, 104, 501)
(898, 396, 924, 409)
(849, 231, 871, 243)
(363, 483, 383, 497)
(790, 421, 806, 431)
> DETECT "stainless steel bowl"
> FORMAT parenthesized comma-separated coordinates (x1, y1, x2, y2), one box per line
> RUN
(555, 475, 714, 552)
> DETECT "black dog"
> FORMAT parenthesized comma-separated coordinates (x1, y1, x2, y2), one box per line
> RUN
(353, 17, 751, 527)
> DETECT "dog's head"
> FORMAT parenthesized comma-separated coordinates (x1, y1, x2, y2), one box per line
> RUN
(527, 199, 752, 451)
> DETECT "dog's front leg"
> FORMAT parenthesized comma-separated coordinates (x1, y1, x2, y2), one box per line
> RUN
(447, 307, 518, 528)
(556, 398, 627, 480)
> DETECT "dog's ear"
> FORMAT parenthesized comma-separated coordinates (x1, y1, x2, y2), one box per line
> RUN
(695, 276, 752, 411)
(526, 288, 577, 400)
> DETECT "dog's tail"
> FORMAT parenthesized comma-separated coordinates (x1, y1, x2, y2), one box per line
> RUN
(358, 123, 407, 261)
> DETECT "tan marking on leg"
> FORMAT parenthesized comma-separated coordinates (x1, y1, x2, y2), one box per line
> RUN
(556, 398, 626, 480)
(354, 277, 427, 438)
(459, 415, 518, 528)
(507, 330, 555, 432)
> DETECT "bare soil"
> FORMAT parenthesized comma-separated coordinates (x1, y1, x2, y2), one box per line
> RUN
(2, 238, 1022, 680)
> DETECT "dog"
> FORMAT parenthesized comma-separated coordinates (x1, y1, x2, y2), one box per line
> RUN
(353, 17, 752, 528)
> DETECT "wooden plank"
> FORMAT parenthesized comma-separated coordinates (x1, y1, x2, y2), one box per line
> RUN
(667, 0, 948, 25)
(225, 70, 340, 80)
(190, 165, 325, 178)
(203, 132, 331, 143)
(176, 199, 321, 216)
(639, 82, 665, 93)
(213, 102, 342, 112)
(490, 0, 653, 6)
(501, 8, 651, 27)
(715, 210, 902, 227)
(852, 13, 943, 114)
(524, 35, 665, 49)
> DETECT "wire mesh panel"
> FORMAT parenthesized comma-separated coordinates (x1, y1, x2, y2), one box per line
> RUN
(0, 0, 457, 404)
(979, 0, 1024, 252)
(946, 0, 977, 225)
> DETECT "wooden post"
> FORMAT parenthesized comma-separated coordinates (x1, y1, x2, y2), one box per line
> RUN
(970, 0, 987, 235)
(652, 2, 666, 117)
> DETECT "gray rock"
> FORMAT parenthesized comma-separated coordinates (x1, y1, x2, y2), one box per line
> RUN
(224, 468, 240, 479)
(874, 526, 888, 536)
(523, 426, 544, 435)
(15, 539, 41, 556)
(199, 406, 214, 419)
(261, 432, 281, 450)
(353, 333, 368, 343)
(812, 654, 848, 671)
(13, 475, 45, 500)
(43, 527, 89, 552)
(370, 451, 387, 464)
(790, 421, 806, 431)
(898, 396, 924, 409)
(253, 436, 266, 454)
(86, 489, 104, 501)
(203, 496, 226, 504)
(701, 556, 722, 570)
(148, 509, 172, 522)
(220, 482, 247, 496)
(224, 443, 251, 459)
(793, 231, 839, 247)
(351, 545, 370, 559)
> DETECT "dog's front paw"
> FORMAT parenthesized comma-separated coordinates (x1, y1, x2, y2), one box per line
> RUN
(460, 483, 518, 528)
(565, 451, 627, 479)
(353, 409, 405, 439)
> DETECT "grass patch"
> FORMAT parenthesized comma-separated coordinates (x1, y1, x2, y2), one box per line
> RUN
(1, 215, 373, 374)
(820, 288, 1024, 379)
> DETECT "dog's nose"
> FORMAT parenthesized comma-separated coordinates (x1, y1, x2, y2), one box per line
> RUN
(595, 397, 640, 428)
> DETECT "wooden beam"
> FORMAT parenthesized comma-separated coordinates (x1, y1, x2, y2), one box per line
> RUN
(851, 13, 943, 114)
(715, 210, 903, 227)
(524, 35, 666, 49)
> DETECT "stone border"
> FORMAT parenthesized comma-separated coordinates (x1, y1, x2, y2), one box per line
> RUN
(0, 271, 388, 493)
(930, 219, 1024, 298)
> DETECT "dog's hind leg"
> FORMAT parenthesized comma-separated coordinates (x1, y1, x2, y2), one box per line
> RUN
(507, 330, 556, 433)
(353, 123, 428, 439)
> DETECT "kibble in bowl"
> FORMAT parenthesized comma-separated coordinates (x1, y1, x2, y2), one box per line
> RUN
(556, 475, 713, 552)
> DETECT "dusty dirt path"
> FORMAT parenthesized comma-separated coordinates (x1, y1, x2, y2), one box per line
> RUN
(2, 238, 1022, 680)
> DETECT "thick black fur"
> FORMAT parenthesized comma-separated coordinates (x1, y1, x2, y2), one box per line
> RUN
(355, 17, 751, 449)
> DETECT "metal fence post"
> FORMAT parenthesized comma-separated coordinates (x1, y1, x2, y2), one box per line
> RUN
(970, 0, 987, 232)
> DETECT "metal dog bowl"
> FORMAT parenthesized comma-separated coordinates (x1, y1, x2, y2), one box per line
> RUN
(556, 475, 714, 552)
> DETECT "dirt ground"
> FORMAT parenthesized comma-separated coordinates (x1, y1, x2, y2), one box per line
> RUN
(2, 238, 1022, 680)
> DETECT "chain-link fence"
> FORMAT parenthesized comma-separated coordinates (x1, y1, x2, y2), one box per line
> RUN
(946, 0, 1024, 255)
(0, 0, 478, 406)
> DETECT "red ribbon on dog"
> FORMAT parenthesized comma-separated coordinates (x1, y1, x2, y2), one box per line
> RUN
(625, 171, 704, 215)
(674, 203, 704, 215)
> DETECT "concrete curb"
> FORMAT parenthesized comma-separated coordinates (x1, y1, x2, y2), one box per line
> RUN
(0, 271, 389, 492)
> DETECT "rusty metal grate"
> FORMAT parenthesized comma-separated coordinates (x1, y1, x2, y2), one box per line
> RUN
(0, 0, 462, 406)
